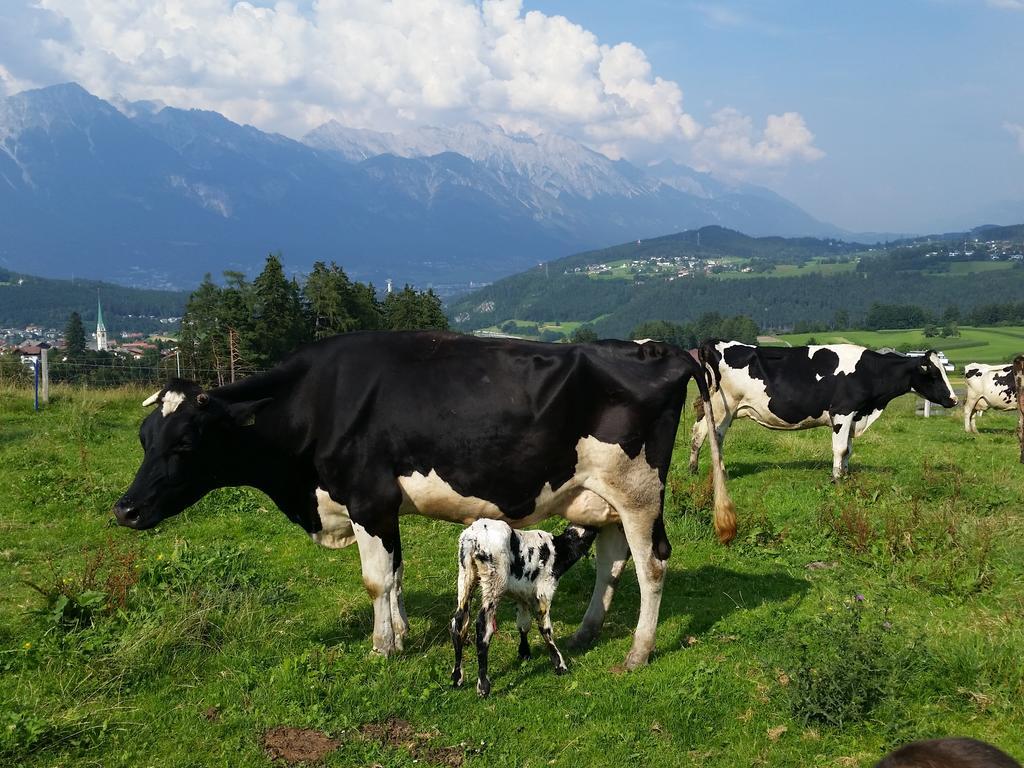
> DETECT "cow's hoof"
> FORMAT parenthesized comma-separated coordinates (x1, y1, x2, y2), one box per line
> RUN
(518, 650, 532, 661)
(623, 648, 651, 670)
(554, 664, 568, 676)
(567, 626, 598, 650)
(476, 679, 491, 698)
(452, 673, 464, 689)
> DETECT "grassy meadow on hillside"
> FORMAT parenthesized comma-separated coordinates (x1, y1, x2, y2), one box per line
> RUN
(3, 384, 1024, 767)
(776, 326, 1024, 367)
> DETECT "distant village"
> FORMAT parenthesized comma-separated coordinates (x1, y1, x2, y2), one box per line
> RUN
(566, 254, 735, 281)
(1, 298, 181, 366)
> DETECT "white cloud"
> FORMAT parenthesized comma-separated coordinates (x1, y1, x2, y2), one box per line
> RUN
(693, 107, 825, 169)
(988, 0, 1024, 9)
(0, 0, 822, 172)
(1006, 122, 1024, 153)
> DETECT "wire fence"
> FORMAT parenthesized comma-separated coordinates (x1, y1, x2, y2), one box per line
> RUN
(0, 356, 268, 390)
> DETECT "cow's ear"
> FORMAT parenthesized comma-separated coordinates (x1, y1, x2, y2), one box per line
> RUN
(227, 398, 273, 427)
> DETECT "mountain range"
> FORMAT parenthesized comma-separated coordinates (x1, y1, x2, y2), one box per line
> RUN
(0, 82, 841, 289)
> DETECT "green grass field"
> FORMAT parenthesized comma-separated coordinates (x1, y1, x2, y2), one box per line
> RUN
(776, 326, 1024, 367)
(3, 385, 1024, 767)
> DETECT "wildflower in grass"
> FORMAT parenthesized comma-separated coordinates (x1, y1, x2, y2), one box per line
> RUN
(882, 621, 892, 630)
(855, 594, 865, 602)
(22, 642, 31, 650)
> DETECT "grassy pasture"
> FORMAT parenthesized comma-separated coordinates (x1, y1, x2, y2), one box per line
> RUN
(3, 384, 1024, 767)
(776, 326, 1024, 367)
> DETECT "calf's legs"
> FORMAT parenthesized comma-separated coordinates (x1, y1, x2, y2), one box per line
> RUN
(450, 558, 478, 688)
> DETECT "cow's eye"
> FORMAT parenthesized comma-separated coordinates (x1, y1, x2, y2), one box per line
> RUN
(172, 441, 194, 454)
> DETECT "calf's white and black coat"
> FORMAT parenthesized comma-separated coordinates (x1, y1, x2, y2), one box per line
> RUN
(451, 520, 598, 697)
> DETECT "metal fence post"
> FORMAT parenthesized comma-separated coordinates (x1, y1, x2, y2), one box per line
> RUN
(40, 345, 49, 405)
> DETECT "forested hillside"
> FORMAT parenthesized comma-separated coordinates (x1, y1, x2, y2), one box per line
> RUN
(0, 269, 187, 332)
(451, 225, 1024, 338)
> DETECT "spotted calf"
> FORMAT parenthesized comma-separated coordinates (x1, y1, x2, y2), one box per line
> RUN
(451, 520, 598, 697)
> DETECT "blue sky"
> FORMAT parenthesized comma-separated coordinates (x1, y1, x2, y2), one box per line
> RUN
(1, 0, 1021, 234)
(531, 0, 1024, 233)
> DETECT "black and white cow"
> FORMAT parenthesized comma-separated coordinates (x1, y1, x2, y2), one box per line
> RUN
(963, 362, 1018, 433)
(690, 341, 958, 480)
(114, 331, 734, 670)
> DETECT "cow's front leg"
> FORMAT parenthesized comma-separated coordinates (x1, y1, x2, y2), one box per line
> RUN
(390, 563, 410, 652)
(352, 517, 402, 656)
(831, 416, 854, 481)
(569, 523, 630, 649)
(620, 510, 668, 670)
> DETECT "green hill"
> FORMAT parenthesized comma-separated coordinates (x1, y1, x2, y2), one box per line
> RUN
(0, 268, 187, 333)
(450, 225, 1024, 338)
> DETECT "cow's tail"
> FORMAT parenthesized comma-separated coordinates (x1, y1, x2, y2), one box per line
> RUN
(691, 347, 736, 545)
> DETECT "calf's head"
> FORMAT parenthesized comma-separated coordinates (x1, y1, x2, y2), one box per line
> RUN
(113, 380, 270, 530)
(910, 351, 958, 408)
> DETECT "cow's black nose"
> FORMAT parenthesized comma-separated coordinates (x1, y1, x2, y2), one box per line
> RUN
(113, 497, 140, 526)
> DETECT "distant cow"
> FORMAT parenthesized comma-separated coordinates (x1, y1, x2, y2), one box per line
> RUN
(690, 341, 958, 480)
(963, 362, 1018, 433)
(451, 520, 597, 697)
(114, 331, 733, 670)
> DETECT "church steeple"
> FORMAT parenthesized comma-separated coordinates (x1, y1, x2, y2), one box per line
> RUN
(95, 293, 108, 352)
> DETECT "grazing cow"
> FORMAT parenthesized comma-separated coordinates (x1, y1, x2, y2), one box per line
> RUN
(690, 341, 958, 480)
(114, 331, 733, 670)
(451, 520, 598, 697)
(963, 362, 1018, 433)
(875, 737, 1020, 768)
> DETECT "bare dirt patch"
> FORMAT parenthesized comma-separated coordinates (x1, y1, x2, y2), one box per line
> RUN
(263, 726, 340, 765)
(359, 718, 466, 767)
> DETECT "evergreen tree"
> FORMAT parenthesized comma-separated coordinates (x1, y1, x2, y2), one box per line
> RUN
(251, 255, 309, 367)
(304, 261, 360, 339)
(65, 311, 86, 356)
(570, 325, 599, 343)
(383, 285, 449, 331)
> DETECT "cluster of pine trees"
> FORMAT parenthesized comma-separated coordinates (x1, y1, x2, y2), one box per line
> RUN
(625, 313, 760, 347)
(179, 256, 447, 384)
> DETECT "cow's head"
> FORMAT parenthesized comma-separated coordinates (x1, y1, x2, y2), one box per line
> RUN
(911, 351, 958, 408)
(113, 380, 270, 530)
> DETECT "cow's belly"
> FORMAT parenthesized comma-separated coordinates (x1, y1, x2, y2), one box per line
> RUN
(395, 436, 649, 528)
(396, 470, 618, 528)
(979, 395, 1016, 412)
(737, 403, 830, 430)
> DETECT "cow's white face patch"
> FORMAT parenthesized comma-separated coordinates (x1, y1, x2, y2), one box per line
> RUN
(161, 391, 187, 417)
(310, 487, 356, 549)
(928, 352, 957, 404)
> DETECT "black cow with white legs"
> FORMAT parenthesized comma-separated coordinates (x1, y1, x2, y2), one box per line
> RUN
(114, 331, 734, 670)
(690, 341, 957, 480)
(963, 362, 1018, 433)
